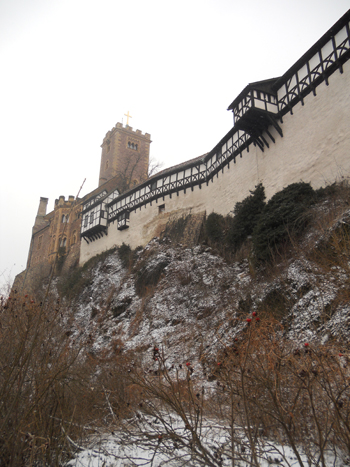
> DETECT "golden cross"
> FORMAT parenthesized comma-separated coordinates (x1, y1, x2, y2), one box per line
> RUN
(124, 111, 132, 126)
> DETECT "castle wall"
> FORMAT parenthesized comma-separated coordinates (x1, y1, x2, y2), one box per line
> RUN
(80, 59, 350, 264)
(203, 58, 350, 214)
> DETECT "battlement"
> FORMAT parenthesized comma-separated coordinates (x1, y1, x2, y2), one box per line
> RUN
(102, 122, 151, 145)
(54, 195, 76, 207)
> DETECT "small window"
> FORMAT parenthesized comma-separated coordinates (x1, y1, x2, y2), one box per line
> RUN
(127, 141, 138, 150)
(158, 204, 165, 214)
(90, 211, 94, 224)
(61, 214, 66, 223)
(106, 160, 109, 169)
(107, 145, 110, 153)
(84, 215, 88, 228)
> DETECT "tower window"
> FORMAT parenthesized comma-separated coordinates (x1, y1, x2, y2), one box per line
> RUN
(106, 160, 109, 169)
(158, 204, 165, 214)
(107, 145, 110, 153)
(127, 141, 139, 150)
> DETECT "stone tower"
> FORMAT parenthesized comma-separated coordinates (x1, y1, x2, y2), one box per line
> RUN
(99, 122, 151, 192)
(32, 197, 48, 234)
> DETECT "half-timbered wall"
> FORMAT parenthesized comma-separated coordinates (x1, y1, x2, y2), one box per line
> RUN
(80, 12, 350, 265)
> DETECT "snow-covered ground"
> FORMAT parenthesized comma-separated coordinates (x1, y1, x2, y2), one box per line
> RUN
(67, 413, 345, 467)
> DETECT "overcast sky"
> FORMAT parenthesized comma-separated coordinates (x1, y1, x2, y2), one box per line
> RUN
(0, 0, 349, 292)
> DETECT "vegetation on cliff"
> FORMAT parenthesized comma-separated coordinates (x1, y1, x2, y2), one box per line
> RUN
(3, 181, 350, 466)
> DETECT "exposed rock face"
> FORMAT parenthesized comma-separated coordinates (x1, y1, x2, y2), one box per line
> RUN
(61, 208, 350, 376)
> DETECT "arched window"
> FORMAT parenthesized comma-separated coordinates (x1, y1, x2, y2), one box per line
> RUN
(72, 231, 77, 245)
(61, 214, 66, 223)
(62, 238, 67, 247)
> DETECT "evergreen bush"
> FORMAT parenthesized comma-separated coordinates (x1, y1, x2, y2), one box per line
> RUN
(117, 242, 133, 268)
(227, 183, 266, 250)
(253, 182, 315, 261)
(205, 212, 226, 243)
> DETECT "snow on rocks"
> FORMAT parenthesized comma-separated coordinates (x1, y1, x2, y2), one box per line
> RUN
(59, 230, 350, 372)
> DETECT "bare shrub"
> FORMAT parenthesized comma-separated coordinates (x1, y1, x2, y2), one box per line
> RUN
(0, 293, 93, 466)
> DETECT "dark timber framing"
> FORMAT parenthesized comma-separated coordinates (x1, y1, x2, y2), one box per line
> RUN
(80, 10, 350, 239)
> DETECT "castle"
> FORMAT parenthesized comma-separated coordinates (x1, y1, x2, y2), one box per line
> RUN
(16, 10, 350, 293)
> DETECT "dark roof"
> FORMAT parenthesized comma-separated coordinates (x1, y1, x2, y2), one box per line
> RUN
(227, 78, 280, 111)
(272, 9, 350, 90)
(227, 9, 350, 110)
(152, 153, 207, 178)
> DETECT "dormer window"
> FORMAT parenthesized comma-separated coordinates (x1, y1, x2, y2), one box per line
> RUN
(117, 211, 130, 230)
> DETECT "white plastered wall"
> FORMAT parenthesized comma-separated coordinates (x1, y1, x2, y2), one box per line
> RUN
(80, 60, 350, 264)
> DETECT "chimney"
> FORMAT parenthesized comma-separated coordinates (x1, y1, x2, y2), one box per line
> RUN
(33, 197, 49, 234)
